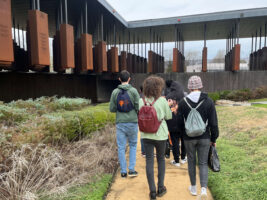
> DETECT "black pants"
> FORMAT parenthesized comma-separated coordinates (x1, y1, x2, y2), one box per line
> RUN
(143, 139, 166, 193)
(167, 132, 186, 163)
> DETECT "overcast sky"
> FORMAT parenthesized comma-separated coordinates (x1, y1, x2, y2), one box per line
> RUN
(107, 0, 267, 21)
(107, 0, 267, 60)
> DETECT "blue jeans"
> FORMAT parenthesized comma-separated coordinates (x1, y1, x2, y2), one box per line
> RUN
(116, 123, 138, 173)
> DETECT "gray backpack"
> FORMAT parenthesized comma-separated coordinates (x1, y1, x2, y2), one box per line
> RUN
(184, 97, 207, 137)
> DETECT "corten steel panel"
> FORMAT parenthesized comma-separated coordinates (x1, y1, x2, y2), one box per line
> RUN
(127, 53, 132, 73)
(249, 53, 253, 71)
(148, 51, 153, 73)
(0, 0, 13, 65)
(80, 33, 93, 71)
(231, 46, 236, 71)
(178, 52, 183, 73)
(177, 50, 182, 72)
(232, 44, 240, 71)
(28, 10, 50, 67)
(107, 49, 111, 72)
(253, 52, 258, 71)
(96, 41, 107, 72)
(257, 49, 263, 70)
(140, 57, 144, 73)
(262, 47, 267, 70)
(132, 54, 137, 73)
(111, 47, 119, 73)
(60, 24, 75, 69)
(172, 48, 178, 72)
(53, 31, 62, 72)
(153, 52, 157, 73)
(136, 56, 140, 73)
(202, 47, 207, 72)
(144, 58, 148, 73)
(120, 51, 127, 71)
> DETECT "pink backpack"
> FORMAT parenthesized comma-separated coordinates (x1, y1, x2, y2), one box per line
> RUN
(138, 98, 162, 133)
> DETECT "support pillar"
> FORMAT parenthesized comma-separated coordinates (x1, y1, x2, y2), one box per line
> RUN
(0, 0, 14, 67)
(202, 47, 207, 72)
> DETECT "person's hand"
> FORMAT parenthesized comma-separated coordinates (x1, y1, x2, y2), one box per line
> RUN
(210, 142, 216, 147)
(171, 104, 178, 114)
(167, 99, 173, 107)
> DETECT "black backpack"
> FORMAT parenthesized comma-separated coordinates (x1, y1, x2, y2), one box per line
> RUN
(116, 89, 134, 112)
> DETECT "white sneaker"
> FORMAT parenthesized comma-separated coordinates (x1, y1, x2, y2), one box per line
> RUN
(181, 157, 187, 164)
(170, 160, 180, 167)
(200, 187, 208, 200)
(189, 185, 197, 196)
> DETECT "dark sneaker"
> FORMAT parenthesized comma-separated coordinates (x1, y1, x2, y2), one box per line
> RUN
(128, 171, 138, 177)
(157, 186, 167, 197)
(121, 173, 127, 178)
(150, 192, 157, 200)
(165, 154, 170, 159)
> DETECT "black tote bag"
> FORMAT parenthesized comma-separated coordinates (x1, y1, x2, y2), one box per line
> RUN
(208, 145, 220, 172)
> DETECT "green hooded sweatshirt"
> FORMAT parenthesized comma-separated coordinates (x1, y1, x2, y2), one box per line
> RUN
(109, 84, 140, 123)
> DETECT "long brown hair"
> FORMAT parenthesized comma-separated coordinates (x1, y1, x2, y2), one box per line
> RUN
(143, 76, 165, 99)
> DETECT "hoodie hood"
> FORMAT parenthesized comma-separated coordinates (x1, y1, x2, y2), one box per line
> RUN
(187, 92, 208, 103)
(118, 84, 132, 90)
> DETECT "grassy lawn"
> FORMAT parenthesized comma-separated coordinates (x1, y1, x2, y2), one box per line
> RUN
(42, 174, 113, 200)
(209, 106, 267, 200)
(252, 104, 267, 108)
(248, 98, 267, 102)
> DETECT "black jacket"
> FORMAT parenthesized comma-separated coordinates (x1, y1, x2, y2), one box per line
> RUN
(177, 92, 219, 143)
(166, 81, 185, 133)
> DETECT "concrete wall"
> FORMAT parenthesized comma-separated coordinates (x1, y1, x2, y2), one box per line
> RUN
(0, 71, 266, 103)
(131, 71, 267, 93)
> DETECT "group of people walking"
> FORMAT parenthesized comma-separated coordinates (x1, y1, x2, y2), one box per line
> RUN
(110, 70, 219, 200)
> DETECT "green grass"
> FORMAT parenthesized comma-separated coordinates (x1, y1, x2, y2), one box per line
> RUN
(43, 174, 113, 200)
(209, 106, 267, 200)
(252, 104, 267, 108)
(248, 98, 267, 102)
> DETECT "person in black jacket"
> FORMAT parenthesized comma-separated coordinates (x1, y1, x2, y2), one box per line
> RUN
(166, 83, 187, 167)
(177, 76, 219, 199)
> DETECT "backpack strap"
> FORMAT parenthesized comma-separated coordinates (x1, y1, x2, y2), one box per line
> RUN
(184, 97, 192, 109)
(143, 97, 157, 106)
(184, 97, 205, 110)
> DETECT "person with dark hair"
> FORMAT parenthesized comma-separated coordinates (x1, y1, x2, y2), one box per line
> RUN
(177, 76, 219, 199)
(165, 81, 187, 167)
(139, 76, 173, 200)
(110, 70, 140, 178)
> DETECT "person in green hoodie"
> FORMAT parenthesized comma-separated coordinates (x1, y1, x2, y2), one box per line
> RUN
(110, 70, 140, 178)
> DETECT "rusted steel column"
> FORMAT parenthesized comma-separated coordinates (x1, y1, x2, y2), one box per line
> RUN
(202, 47, 208, 72)
(0, 0, 14, 67)
(172, 48, 178, 72)
(95, 41, 107, 72)
(60, 24, 75, 69)
(148, 50, 153, 73)
(28, 10, 50, 69)
(81, 33, 93, 71)
(110, 46, 119, 73)
(120, 51, 127, 71)
(232, 44, 240, 71)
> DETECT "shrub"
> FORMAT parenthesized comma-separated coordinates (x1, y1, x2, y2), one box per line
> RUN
(226, 89, 253, 101)
(208, 92, 220, 102)
(251, 86, 267, 99)
(219, 90, 231, 99)
(0, 105, 30, 125)
(41, 104, 115, 143)
(48, 97, 91, 112)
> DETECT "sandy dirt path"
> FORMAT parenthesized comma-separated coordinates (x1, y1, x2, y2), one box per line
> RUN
(106, 134, 214, 200)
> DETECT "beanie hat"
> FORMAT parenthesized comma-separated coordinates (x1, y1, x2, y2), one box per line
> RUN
(188, 76, 203, 90)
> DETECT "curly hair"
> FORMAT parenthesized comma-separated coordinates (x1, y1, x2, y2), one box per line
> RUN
(143, 76, 165, 99)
